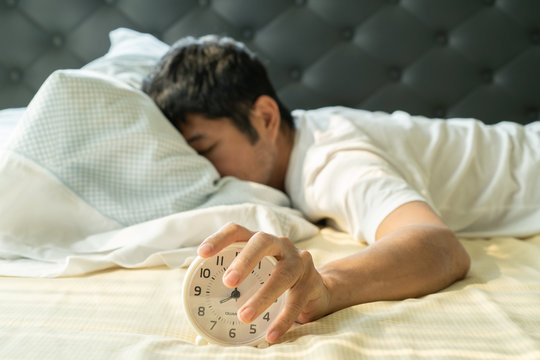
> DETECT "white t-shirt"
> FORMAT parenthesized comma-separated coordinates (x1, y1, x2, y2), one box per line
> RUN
(285, 107, 540, 244)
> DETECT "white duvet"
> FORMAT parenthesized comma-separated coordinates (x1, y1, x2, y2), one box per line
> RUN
(0, 149, 317, 277)
(0, 157, 316, 278)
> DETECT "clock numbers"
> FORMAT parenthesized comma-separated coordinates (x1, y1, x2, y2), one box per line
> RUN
(194, 285, 201, 296)
(250, 324, 256, 334)
(216, 256, 224, 266)
(210, 320, 217, 330)
(263, 312, 270, 321)
(198, 306, 205, 316)
(200, 268, 211, 278)
(229, 328, 236, 338)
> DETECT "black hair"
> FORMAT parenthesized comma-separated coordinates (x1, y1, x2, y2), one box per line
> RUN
(142, 35, 294, 143)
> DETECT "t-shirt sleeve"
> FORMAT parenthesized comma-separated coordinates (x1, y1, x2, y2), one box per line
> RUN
(305, 149, 426, 244)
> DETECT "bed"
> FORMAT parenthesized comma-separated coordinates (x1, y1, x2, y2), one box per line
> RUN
(1, 1, 540, 359)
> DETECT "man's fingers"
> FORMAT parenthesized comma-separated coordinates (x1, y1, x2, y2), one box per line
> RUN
(236, 255, 301, 322)
(266, 290, 309, 343)
(236, 250, 316, 344)
(265, 258, 316, 342)
(223, 231, 285, 288)
(197, 222, 254, 258)
(266, 250, 318, 343)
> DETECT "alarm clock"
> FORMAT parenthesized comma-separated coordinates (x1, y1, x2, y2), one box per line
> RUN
(182, 242, 286, 346)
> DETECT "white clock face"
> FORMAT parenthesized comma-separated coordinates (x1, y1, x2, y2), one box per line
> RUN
(183, 243, 285, 346)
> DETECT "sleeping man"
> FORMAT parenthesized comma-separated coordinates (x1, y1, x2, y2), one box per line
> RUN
(143, 36, 540, 343)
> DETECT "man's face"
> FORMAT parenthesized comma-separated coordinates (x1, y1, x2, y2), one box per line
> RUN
(180, 113, 276, 186)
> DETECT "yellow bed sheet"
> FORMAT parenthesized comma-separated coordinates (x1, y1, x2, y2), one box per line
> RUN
(1, 228, 540, 359)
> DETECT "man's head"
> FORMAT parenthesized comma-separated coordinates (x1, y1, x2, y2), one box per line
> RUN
(143, 36, 295, 190)
(142, 35, 294, 144)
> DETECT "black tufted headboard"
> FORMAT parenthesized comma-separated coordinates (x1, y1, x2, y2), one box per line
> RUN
(2, 0, 539, 124)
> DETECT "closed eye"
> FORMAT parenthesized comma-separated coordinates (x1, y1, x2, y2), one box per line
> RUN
(197, 144, 216, 156)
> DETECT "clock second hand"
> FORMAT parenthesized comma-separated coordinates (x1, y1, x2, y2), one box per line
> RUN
(219, 287, 241, 304)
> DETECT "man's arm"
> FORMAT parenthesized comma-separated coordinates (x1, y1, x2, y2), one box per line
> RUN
(197, 201, 470, 343)
(316, 201, 470, 315)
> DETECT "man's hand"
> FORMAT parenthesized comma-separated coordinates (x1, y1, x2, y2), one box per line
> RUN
(197, 223, 331, 343)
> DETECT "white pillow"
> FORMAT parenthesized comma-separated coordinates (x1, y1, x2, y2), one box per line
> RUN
(82, 28, 170, 89)
(7, 69, 222, 226)
(6, 29, 295, 227)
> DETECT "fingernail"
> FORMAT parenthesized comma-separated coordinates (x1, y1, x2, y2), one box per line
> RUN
(239, 307, 255, 323)
(224, 270, 239, 286)
(267, 330, 280, 343)
(198, 242, 213, 256)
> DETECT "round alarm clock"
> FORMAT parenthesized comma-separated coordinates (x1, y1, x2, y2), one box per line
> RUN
(182, 242, 286, 346)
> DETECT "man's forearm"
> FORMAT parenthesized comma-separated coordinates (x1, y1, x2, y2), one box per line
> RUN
(318, 224, 470, 314)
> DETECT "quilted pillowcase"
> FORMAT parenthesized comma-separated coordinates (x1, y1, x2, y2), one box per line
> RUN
(7, 69, 221, 225)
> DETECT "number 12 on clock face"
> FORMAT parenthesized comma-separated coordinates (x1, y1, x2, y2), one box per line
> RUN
(182, 243, 286, 346)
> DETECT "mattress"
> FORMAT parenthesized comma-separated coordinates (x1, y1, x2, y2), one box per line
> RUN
(1, 227, 540, 359)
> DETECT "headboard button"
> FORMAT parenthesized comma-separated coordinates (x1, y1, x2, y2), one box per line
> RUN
(435, 31, 448, 46)
(52, 35, 64, 48)
(481, 68, 494, 83)
(341, 27, 354, 41)
(289, 68, 302, 81)
(388, 67, 402, 82)
(9, 69, 22, 83)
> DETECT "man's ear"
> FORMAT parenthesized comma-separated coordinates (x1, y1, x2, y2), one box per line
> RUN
(252, 95, 281, 141)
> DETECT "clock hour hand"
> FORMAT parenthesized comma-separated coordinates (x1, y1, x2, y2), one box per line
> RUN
(219, 287, 241, 304)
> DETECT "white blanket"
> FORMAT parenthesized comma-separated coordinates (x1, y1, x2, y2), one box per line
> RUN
(0, 149, 317, 277)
